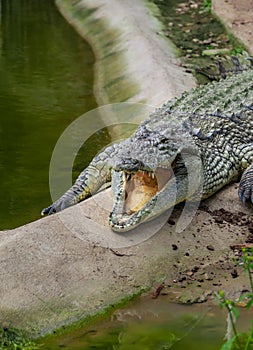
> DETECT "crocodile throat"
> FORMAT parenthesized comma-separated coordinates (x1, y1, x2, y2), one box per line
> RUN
(109, 167, 173, 231)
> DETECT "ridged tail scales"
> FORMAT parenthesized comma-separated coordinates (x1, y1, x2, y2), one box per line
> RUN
(196, 53, 253, 81)
(41, 145, 115, 215)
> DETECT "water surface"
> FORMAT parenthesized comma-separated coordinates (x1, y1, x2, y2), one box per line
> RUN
(0, 0, 97, 229)
(39, 296, 253, 349)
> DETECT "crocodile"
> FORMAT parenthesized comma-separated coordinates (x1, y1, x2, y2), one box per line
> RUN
(42, 59, 253, 232)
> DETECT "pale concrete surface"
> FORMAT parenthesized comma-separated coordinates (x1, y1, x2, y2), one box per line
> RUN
(0, 0, 253, 336)
(0, 185, 252, 335)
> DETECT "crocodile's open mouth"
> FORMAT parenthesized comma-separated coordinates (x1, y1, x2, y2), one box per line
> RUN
(124, 168, 172, 214)
(109, 166, 174, 231)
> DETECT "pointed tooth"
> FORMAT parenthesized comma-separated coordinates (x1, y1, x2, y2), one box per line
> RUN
(151, 173, 155, 179)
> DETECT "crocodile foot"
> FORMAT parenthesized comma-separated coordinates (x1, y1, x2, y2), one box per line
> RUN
(238, 164, 253, 205)
(41, 194, 76, 215)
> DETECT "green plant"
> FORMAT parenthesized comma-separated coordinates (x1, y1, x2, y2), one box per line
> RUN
(230, 47, 245, 55)
(0, 327, 40, 350)
(203, 0, 212, 12)
(216, 248, 253, 350)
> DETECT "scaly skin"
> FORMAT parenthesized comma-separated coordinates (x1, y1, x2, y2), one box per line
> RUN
(42, 66, 253, 232)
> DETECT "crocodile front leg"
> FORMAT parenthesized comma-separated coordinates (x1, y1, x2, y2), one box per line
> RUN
(239, 163, 253, 204)
(41, 146, 115, 215)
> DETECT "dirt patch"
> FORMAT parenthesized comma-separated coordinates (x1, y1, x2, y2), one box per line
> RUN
(213, 0, 253, 54)
(152, 0, 248, 84)
(148, 184, 253, 304)
(200, 205, 253, 234)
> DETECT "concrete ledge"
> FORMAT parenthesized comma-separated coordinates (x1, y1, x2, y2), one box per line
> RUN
(55, 0, 196, 106)
(0, 185, 252, 336)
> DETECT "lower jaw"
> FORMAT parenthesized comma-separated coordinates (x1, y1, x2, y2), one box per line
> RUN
(108, 211, 142, 232)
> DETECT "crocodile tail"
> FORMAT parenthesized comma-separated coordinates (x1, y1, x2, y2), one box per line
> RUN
(196, 53, 253, 81)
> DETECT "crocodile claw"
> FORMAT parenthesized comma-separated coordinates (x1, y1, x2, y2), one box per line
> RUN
(41, 196, 74, 216)
(41, 205, 56, 216)
(238, 186, 253, 205)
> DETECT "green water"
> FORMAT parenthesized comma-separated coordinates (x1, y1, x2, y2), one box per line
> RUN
(39, 297, 253, 349)
(0, 0, 97, 229)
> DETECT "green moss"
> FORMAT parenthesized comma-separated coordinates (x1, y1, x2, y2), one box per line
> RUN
(38, 287, 147, 344)
(0, 327, 39, 350)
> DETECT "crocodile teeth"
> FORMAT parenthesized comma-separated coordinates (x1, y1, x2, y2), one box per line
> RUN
(124, 172, 132, 182)
(146, 171, 155, 179)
